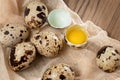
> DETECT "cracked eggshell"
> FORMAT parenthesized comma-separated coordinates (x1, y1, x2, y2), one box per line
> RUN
(24, 1, 48, 29)
(9, 42, 36, 71)
(42, 63, 75, 80)
(0, 23, 29, 47)
(48, 9, 72, 28)
(30, 31, 63, 57)
(96, 46, 120, 72)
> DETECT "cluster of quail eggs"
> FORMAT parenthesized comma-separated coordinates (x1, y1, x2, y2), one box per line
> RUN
(0, 1, 64, 71)
(0, 1, 76, 79)
(0, 1, 120, 80)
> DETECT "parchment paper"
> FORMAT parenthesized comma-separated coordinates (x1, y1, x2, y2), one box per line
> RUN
(0, 0, 120, 80)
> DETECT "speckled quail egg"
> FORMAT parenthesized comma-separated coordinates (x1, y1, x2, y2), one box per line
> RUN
(24, 1, 48, 29)
(30, 31, 63, 57)
(42, 63, 75, 80)
(0, 23, 29, 47)
(9, 42, 36, 71)
(96, 46, 120, 72)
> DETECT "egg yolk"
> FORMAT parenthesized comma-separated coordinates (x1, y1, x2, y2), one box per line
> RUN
(67, 29, 87, 44)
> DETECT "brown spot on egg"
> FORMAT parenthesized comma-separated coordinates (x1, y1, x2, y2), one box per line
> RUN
(59, 74, 66, 79)
(36, 6, 42, 11)
(12, 36, 14, 39)
(19, 34, 22, 37)
(25, 50, 33, 55)
(106, 56, 111, 60)
(29, 62, 32, 65)
(114, 58, 119, 61)
(46, 78, 52, 80)
(69, 67, 74, 72)
(20, 30, 24, 33)
(46, 43, 49, 46)
(6, 24, 9, 26)
(10, 34, 13, 36)
(21, 38, 23, 41)
(55, 41, 57, 45)
(115, 50, 119, 54)
(54, 66, 57, 68)
(104, 70, 111, 73)
(45, 36, 47, 39)
(99, 66, 103, 69)
(54, 39, 57, 41)
(37, 12, 46, 23)
(11, 26, 14, 29)
(112, 53, 116, 56)
(48, 71, 51, 75)
(4, 31, 9, 35)
(35, 35, 40, 40)
(108, 56, 111, 60)
(10, 47, 16, 67)
(37, 12, 46, 19)
(40, 40, 42, 44)
(42, 6, 46, 10)
(58, 45, 61, 49)
(18, 65, 25, 70)
(37, 22, 42, 27)
(24, 7, 30, 16)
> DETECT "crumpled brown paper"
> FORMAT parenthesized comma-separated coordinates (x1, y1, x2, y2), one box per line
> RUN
(0, 0, 120, 80)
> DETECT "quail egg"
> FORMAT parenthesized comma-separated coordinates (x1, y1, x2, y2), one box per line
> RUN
(96, 46, 120, 72)
(42, 63, 75, 80)
(0, 23, 29, 47)
(9, 42, 36, 71)
(30, 31, 63, 57)
(24, 1, 48, 29)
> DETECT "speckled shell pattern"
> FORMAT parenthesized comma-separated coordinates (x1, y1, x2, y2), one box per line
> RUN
(42, 63, 75, 80)
(9, 42, 36, 71)
(24, 1, 48, 29)
(0, 23, 29, 47)
(96, 46, 120, 72)
(30, 31, 63, 57)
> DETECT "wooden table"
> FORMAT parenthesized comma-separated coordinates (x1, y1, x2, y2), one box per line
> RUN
(64, 0, 120, 41)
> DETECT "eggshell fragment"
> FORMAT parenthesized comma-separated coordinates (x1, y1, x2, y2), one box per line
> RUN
(48, 9, 72, 28)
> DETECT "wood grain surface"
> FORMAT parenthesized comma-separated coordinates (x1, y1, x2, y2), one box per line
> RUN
(64, 0, 120, 41)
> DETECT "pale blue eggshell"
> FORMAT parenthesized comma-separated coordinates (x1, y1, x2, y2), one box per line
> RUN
(48, 9, 72, 28)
